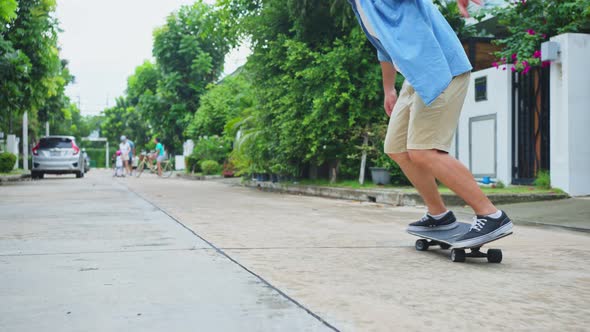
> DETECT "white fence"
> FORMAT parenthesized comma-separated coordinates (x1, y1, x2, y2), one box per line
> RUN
(453, 33, 590, 195)
(453, 66, 513, 185)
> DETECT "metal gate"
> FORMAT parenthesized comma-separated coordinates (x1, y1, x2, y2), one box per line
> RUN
(511, 66, 550, 185)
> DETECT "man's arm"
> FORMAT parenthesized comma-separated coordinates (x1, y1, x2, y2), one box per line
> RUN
(457, 0, 482, 18)
(381, 61, 398, 117)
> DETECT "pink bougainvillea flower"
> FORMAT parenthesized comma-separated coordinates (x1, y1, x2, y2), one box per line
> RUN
(511, 53, 518, 61)
(533, 50, 541, 58)
(543, 34, 547, 39)
(511, 66, 516, 72)
(527, 29, 536, 35)
(522, 60, 529, 67)
(523, 66, 531, 74)
(492, 62, 499, 69)
(542, 61, 551, 68)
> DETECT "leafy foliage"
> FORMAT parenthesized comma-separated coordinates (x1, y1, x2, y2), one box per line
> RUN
(0, 0, 71, 140)
(0, 152, 17, 173)
(150, 1, 236, 152)
(186, 71, 253, 139)
(200, 160, 221, 175)
(102, 1, 236, 154)
(492, 0, 590, 72)
(190, 136, 231, 163)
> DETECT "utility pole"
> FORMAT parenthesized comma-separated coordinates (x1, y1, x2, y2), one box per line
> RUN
(22, 112, 28, 171)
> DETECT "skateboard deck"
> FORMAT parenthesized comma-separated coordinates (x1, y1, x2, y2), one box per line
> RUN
(407, 222, 513, 263)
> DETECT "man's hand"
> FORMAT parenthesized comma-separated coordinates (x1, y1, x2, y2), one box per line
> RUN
(384, 89, 398, 117)
(457, 0, 483, 18)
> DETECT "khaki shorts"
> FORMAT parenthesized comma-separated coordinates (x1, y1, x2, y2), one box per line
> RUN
(384, 72, 470, 154)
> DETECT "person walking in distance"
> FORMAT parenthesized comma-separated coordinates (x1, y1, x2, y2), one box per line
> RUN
(152, 137, 165, 177)
(347, 0, 513, 247)
(125, 137, 136, 175)
(119, 136, 131, 176)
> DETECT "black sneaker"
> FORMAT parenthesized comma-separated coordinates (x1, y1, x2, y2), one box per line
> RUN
(407, 211, 459, 231)
(453, 211, 513, 248)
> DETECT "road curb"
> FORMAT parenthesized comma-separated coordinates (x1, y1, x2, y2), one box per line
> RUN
(244, 181, 569, 207)
(176, 173, 223, 181)
(0, 173, 31, 185)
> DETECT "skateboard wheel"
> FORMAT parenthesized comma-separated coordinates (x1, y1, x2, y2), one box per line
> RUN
(440, 243, 451, 250)
(415, 239, 429, 251)
(451, 249, 466, 262)
(487, 249, 503, 263)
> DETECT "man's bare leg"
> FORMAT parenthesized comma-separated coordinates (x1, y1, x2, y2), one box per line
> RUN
(408, 149, 496, 216)
(388, 152, 447, 215)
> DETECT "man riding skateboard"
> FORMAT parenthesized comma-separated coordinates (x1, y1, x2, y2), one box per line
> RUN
(348, 0, 513, 248)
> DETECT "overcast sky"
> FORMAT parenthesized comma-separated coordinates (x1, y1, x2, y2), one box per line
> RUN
(55, 0, 250, 116)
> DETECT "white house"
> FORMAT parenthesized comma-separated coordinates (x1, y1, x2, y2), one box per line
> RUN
(452, 33, 590, 196)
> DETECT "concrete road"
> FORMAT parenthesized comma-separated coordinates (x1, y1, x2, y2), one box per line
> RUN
(2, 171, 590, 331)
(0, 172, 331, 332)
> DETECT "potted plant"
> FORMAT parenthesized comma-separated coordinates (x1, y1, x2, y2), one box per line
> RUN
(369, 166, 391, 185)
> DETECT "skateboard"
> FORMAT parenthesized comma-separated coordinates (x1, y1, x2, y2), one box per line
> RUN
(407, 222, 513, 263)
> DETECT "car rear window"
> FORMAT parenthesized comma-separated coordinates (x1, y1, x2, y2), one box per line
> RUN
(39, 138, 73, 149)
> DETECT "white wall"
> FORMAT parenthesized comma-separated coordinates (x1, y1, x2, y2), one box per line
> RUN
(550, 33, 590, 196)
(457, 67, 513, 185)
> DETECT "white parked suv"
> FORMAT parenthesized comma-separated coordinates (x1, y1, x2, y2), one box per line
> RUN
(32, 136, 85, 179)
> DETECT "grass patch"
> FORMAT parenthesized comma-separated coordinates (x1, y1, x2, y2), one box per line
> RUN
(292, 179, 563, 194)
(0, 169, 26, 176)
(297, 179, 411, 190)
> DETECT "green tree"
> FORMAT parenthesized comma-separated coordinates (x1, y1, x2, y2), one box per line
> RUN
(0, 0, 17, 22)
(223, 0, 388, 181)
(100, 97, 153, 151)
(151, 1, 236, 152)
(0, 0, 69, 140)
(493, 0, 590, 72)
(186, 71, 253, 139)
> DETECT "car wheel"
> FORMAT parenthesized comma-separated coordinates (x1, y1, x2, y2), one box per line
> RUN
(76, 171, 84, 178)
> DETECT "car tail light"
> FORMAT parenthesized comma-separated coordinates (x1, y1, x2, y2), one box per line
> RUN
(32, 143, 40, 156)
(72, 141, 80, 155)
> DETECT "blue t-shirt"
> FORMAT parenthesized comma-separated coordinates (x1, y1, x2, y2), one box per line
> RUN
(127, 140, 135, 156)
(349, 0, 473, 105)
(156, 142, 165, 157)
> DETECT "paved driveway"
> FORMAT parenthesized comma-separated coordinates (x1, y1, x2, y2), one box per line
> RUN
(0, 173, 331, 332)
(2, 170, 590, 331)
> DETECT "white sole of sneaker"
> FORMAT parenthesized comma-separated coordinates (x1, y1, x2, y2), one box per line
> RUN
(452, 222, 514, 248)
(407, 222, 460, 232)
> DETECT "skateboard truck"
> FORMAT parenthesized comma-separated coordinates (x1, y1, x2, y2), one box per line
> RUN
(415, 240, 503, 263)
(449, 247, 503, 263)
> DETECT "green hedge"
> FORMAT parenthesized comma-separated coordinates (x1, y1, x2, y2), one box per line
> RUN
(200, 160, 221, 175)
(84, 148, 107, 168)
(0, 152, 17, 173)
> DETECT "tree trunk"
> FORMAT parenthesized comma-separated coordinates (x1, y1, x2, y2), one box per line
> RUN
(330, 159, 340, 184)
(359, 131, 369, 185)
(309, 164, 318, 180)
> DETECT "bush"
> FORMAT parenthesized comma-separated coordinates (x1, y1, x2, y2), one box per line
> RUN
(534, 170, 551, 189)
(0, 152, 17, 173)
(200, 160, 221, 175)
(186, 154, 201, 173)
(192, 136, 230, 164)
(84, 148, 107, 168)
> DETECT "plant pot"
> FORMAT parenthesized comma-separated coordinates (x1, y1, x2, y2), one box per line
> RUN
(370, 167, 391, 185)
